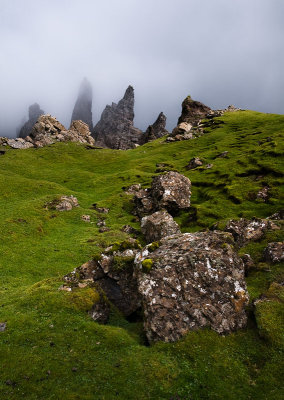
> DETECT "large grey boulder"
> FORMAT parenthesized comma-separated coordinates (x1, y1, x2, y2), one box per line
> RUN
(141, 210, 180, 243)
(134, 172, 191, 218)
(134, 231, 249, 343)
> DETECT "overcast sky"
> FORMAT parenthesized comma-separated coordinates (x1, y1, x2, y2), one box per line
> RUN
(0, 0, 283, 137)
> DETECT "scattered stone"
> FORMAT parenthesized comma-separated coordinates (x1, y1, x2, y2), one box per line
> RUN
(134, 231, 249, 343)
(0, 322, 6, 332)
(241, 254, 255, 275)
(142, 112, 168, 143)
(141, 210, 180, 243)
(206, 163, 213, 169)
(19, 103, 45, 138)
(134, 172, 191, 217)
(81, 215, 91, 222)
(92, 204, 109, 214)
(70, 78, 93, 131)
(55, 195, 79, 211)
(97, 220, 106, 227)
(215, 151, 229, 159)
(93, 86, 143, 149)
(121, 225, 139, 235)
(99, 227, 111, 233)
(264, 242, 284, 263)
(225, 218, 279, 247)
(186, 157, 203, 170)
(257, 186, 270, 202)
(123, 184, 142, 195)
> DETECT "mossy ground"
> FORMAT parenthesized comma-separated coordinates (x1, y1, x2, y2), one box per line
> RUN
(0, 111, 283, 399)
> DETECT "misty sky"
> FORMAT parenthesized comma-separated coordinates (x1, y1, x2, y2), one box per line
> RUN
(0, 0, 283, 137)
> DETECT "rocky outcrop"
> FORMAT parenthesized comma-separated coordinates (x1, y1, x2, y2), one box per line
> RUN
(28, 115, 95, 147)
(225, 218, 279, 247)
(19, 103, 44, 138)
(45, 195, 79, 211)
(141, 210, 180, 243)
(264, 242, 284, 263)
(71, 78, 93, 131)
(134, 231, 249, 343)
(134, 172, 191, 218)
(178, 95, 211, 126)
(142, 112, 168, 143)
(92, 86, 143, 149)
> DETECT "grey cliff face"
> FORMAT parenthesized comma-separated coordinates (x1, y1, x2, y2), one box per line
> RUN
(92, 85, 143, 149)
(19, 103, 44, 138)
(71, 78, 93, 131)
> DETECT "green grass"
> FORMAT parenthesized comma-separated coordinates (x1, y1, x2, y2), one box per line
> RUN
(0, 110, 283, 399)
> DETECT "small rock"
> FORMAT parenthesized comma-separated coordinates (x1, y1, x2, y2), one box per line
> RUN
(264, 242, 284, 263)
(92, 203, 109, 213)
(71, 367, 78, 372)
(99, 226, 111, 233)
(215, 151, 229, 159)
(186, 157, 203, 170)
(206, 163, 213, 169)
(96, 220, 106, 227)
(257, 186, 270, 202)
(81, 214, 91, 222)
(0, 322, 6, 332)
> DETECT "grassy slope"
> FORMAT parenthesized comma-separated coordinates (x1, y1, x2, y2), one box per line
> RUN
(0, 111, 283, 399)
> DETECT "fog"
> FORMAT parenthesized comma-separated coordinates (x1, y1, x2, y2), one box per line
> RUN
(0, 0, 283, 137)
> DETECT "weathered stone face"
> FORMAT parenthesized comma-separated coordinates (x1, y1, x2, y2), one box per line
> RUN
(92, 86, 143, 149)
(141, 210, 181, 243)
(134, 231, 249, 343)
(225, 218, 279, 247)
(177, 96, 211, 126)
(71, 78, 93, 131)
(151, 171, 191, 213)
(134, 172, 191, 218)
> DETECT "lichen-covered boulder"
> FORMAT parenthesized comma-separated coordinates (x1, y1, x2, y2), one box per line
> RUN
(225, 218, 279, 247)
(134, 172, 191, 218)
(134, 231, 249, 343)
(141, 210, 180, 243)
(151, 171, 191, 213)
(264, 242, 284, 263)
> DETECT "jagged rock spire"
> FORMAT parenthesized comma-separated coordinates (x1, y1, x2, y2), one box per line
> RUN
(178, 95, 211, 126)
(18, 103, 44, 138)
(71, 78, 93, 131)
(143, 112, 168, 143)
(92, 85, 142, 150)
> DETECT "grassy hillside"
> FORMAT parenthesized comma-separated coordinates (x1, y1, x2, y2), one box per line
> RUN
(0, 111, 283, 399)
